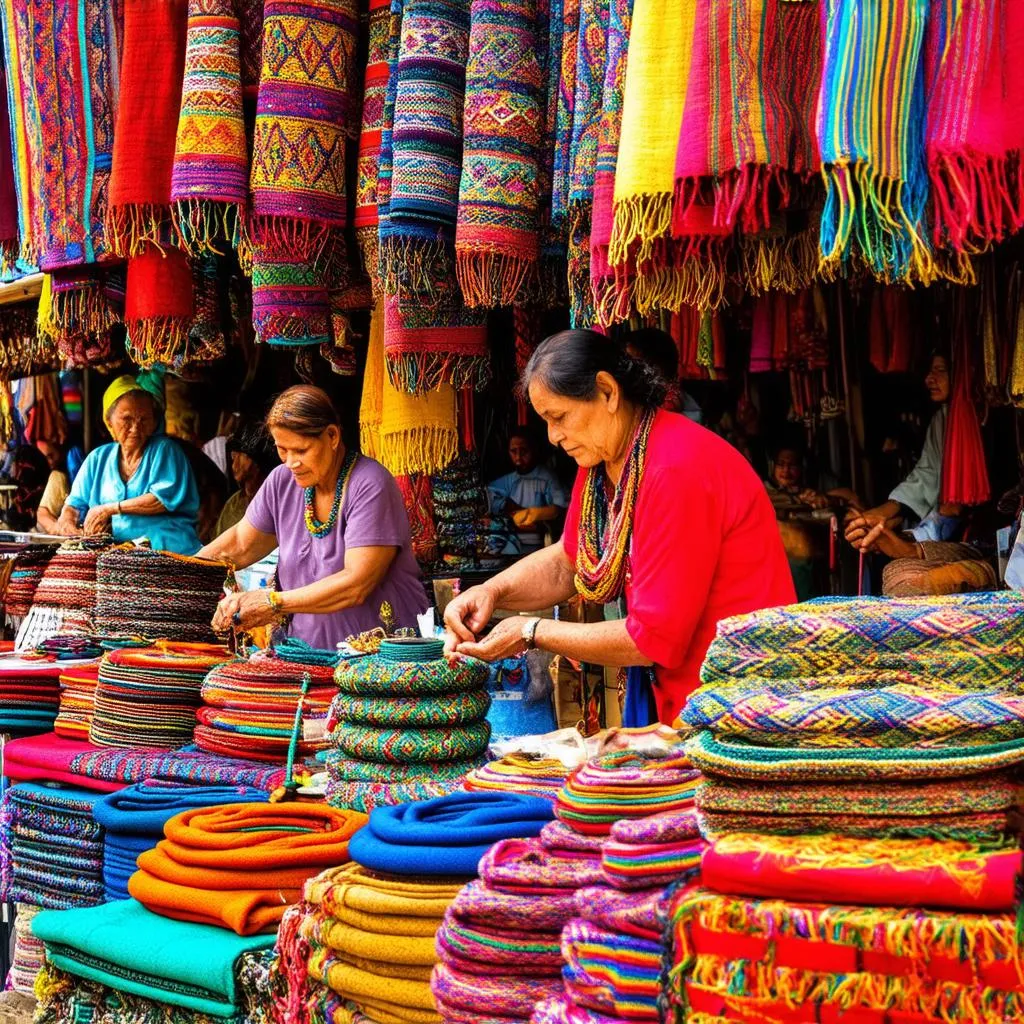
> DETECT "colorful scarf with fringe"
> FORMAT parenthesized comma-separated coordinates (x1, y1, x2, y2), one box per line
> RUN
(549, 0, 580, 252)
(106, 0, 188, 258)
(355, 0, 393, 281)
(454, 0, 543, 308)
(124, 246, 197, 369)
(383, 296, 489, 394)
(38, 267, 123, 367)
(817, 0, 931, 283)
(380, 0, 471, 306)
(252, 255, 332, 347)
(171, 0, 249, 257)
(3, 0, 123, 270)
(537, 0, 564, 295)
(565, 0, 609, 328)
(588, 0, 632, 326)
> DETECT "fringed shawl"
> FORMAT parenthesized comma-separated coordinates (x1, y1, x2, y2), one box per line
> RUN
(124, 246, 197, 369)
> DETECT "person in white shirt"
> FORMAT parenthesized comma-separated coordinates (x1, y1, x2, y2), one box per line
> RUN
(488, 429, 568, 553)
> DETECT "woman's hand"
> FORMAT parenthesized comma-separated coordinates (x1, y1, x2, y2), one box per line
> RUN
(797, 489, 829, 510)
(82, 504, 116, 536)
(55, 508, 83, 537)
(452, 616, 526, 662)
(212, 589, 278, 633)
(856, 521, 919, 560)
(443, 584, 497, 656)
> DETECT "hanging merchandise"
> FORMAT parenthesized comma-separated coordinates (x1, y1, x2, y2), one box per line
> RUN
(868, 287, 914, 375)
(396, 474, 440, 566)
(125, 245, 197, 369)
(549, 0, 580, 268)
(251, 253, 332, 348)
(0, 60, 19, 270)
(172, 0, 250, 257)
(455, 0, 542, 308)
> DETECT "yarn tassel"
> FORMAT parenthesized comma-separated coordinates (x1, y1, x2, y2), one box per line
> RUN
(379, 427, 458, 479)
(456, 251, 536, 309)
(273, 902, 313, 1024)
(173, 199, 244, 258)
(385, 353, 492, 396)
(104, 204, 173, 259)
(125, 317, 194, 370)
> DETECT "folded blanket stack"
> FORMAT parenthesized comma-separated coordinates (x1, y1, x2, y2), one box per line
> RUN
(670, 593, 1024, 1022)
(0, 658, 71, 733)
(277, 792, 553, 1024)
(128, 802, 367, 936)
(1, 783, 105, 909)
(93, 781, 267, 902)
(464, 754, 572, 801)
(4, 545, 57, 619)
(90, 643, 231, 749)
(600, 809, 704, 891)
(328, 640, 492, 811)
(32, 898, 276, 1019)
(7, 902, 44, 996)
(53, 664, 100, 739)
(196, 653, 338, 763)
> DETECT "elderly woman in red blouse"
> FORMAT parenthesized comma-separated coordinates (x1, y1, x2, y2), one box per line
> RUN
(444, 330, 795, 724)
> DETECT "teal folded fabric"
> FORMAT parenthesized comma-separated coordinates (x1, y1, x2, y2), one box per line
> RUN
(32, 898, 274, 1017)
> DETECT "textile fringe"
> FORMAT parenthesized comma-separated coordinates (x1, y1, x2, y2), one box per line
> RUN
(48, 288, 118, 338)
(379, 426, 457, 478)
(385, 352, 492, 396)
(930, 150, 1024, 255)
(737, 230, 818, 296)
(125, 317, 192, 369)
(676, 163, 792, 238)
(456, 250, 534, 309)
(607, 192, 673, 270)
(0, 240, 18, 275)
(379, 236, 455, 306)
(104, 203, 172, 258)
(357, 227, 381, 297)
(248, 215, 331, 266)
(650, 240, 728, 314)
(273, 903, 312, 1024)
(173, 199, 243, 258)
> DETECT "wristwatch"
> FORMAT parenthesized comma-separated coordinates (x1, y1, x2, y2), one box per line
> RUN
(521, 617, 542, 651)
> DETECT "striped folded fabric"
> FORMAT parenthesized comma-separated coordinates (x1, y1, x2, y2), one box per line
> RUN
(54, 664, 100, 739)
(464, 755, 571, 801)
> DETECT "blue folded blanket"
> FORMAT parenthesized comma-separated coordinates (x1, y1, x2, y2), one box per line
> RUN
(348, 791, 553, 876)
(33, 899, 274, 1018)
(93, 782, 265, 900)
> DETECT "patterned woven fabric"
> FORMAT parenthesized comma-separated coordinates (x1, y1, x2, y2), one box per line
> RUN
(685, 730, 1024, 782)
(326, 751, 481, 784)
(54, 664, 101, 740)
(336, 649, 488, 696)
(433, 963, 562, 1019)
(172, 0, 249, 256)
(123, 244, 198, 369)
(601, 810, 704, 890)
(334, 720, 491, 765)
(89, 643, 231, 749)
(464, 755, 570, 801)
(379, 0, 470, 304)
(668, 889, 1024, 1024)
(18, 541, 105, 646)
(682, 684, 1024, 748)
(331, 690, 491, 727)
(700, 594, 1024, 687)
(251, 253, 333, 347)
(3, 0, 121, 269)
(540, 821, 605, 856)
(8, 903, 44, 996)
(479, 838, 605, 895)
(4, 546, 56, 618)
(454, 0, 542, 307)
(437, 912, 563, 972)
(449, 879, 577, 932)
(574, 886, 664, 939)
(326, 776, 467, 813)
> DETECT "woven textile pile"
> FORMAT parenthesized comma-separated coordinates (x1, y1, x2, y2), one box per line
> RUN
(94, 547, 227, 642)
(89, 643, 231, 749)
(53, 664, 100, 739)
(327, 639, 491, 811)
(667, 593, 1024, 1022)
(93, 781, 266, 902)
(196, 652, 338, 763)
(7, 902, 44, 996)
(275, 791, 552, 1024)
(0, 658, 74, 733)
(3, 546, 56, 619)
(464, 754, 572, 801)
(0, 783, 105, 910)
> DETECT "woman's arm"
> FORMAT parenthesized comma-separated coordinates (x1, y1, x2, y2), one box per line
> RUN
(55, 505, 83, 536)
(199, 517, 277, 569)
(82, 493, 168, 535)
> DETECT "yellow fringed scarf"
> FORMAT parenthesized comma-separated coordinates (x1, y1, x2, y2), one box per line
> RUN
(359, 300, 457, 476)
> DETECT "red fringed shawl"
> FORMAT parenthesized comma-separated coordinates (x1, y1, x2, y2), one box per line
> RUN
(941, 322, 991, 506)
(125, 246, 197, 369)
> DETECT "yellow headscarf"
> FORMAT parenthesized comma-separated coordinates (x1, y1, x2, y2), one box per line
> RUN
(102, 373, 165, 424)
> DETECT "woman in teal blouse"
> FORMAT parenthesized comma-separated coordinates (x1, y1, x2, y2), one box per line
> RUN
(56, 375, 202, 554)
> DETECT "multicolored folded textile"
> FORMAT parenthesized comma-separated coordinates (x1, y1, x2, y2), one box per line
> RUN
(433, 963, 562, 1020)
(574, 887, 666, 940)
(449, 879, 577, 933)
(18, 541, 104, 644)
(532, 995, 624, 1024)
(7, 903, 44, 996)
(332, 691, 491, 728)
(333, 719, 492, 764)
(0, 658, 70, 732)
(667, 888, 1024, 1024)
(94, 781, 266, 902)
(437, 913, 563, 973)
(2, 734, 123, 793)
(1, 783, 105, 910)
(540, 821, 606, 856)
(326, 775, 469, 814)
(700, 833, 1019, 912)
(700, 594, 1024, 687)
(681, 683, 1024, 748)
(555, 750, 699, 835)
(601, 826, 703, 890)
(33, 898, 275, 1017)
(4, 546, 57, 618)
(349, 792, 553, 877)
(53, 664, 100, 740)
(463, 755, 571, 801)
(478, 838, 605, 895)
(335, 642, 488, 696)
(90, 643, 231, 749)
(684, 730, 1024, 781)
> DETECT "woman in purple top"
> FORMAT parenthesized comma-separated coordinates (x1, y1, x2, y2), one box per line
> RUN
(200, 386, 428, 647)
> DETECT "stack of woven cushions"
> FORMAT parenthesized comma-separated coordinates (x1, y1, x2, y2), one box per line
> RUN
(93, 781, 266, 902)
(464, 753, 572, 801)
(0, 657, 76, 733)
(90, 643, 231, 748)
(53, 663, 100, 738)
(1, 783, 105, 909)
(128, 802, 367, 936)
(328, 639, 491, 811)
(196, 652, 337, 763)
(279, 792, 552, 1024)
(669, 593, 1024, 1022)
(94, 546, 226, 642)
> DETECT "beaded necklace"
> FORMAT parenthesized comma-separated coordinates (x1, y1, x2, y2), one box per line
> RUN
(304, 450, 359, 538)
(574, 410, 656, 604)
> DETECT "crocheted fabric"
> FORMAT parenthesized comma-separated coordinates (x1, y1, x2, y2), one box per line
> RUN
(685, 730, 1024, 782)
(464, 755, 570, 801)
(335, 649, 488, 697)
(331, 690, 491, 727)
(601, 833, 704, 891)
(449, 879, 578, 933)
(334, 720, 491, 764)
(700, 594, 1024, 687)
(681, 684, 1024, 748)
(540, 821, 606, 856)
(454, 0, 542, 307)
(89, 643, 231, 749)
(478, 838, 605, 895)
(555, 750, 700, 835)
(4, 546, 56, 617)
(8, 902, 44, 996)
(432, 963, 562, 1019)
(574, 886, 665, 939)
(19, 542, 104, 644)
(667, 889, 1024, 1024)
(326, 751, 481, 784)
(54, 664, 100, 739)
(326, 776, 467, 813)
(436, 912, 563, 972)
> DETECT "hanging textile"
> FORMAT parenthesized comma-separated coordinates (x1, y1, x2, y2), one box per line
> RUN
(588, 0, 632, 326)
(186, 255, 229, 369)
(38, 267, 122, 367)
(0, 61, 19, 269)
(3, 0, 123, 270)
(124, 246, 197, 369)
(536, 0, 563, 298)
(868, 288, 914, 375)
(455, 0, 543, 308)
(355, 0, 394, 284)
(383, 296, 488, 394)
(607, 0, 696, 318)
(106, 0, 188, 257)
(374, 0, 403, 288)
(251, 255, 332, 347)
(548, 0, 580, 254)
(565, 0, 609, 328)
(817, 0, 931, 283)
(396, 474, 439, 565)
(171, 0, 249, 257)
